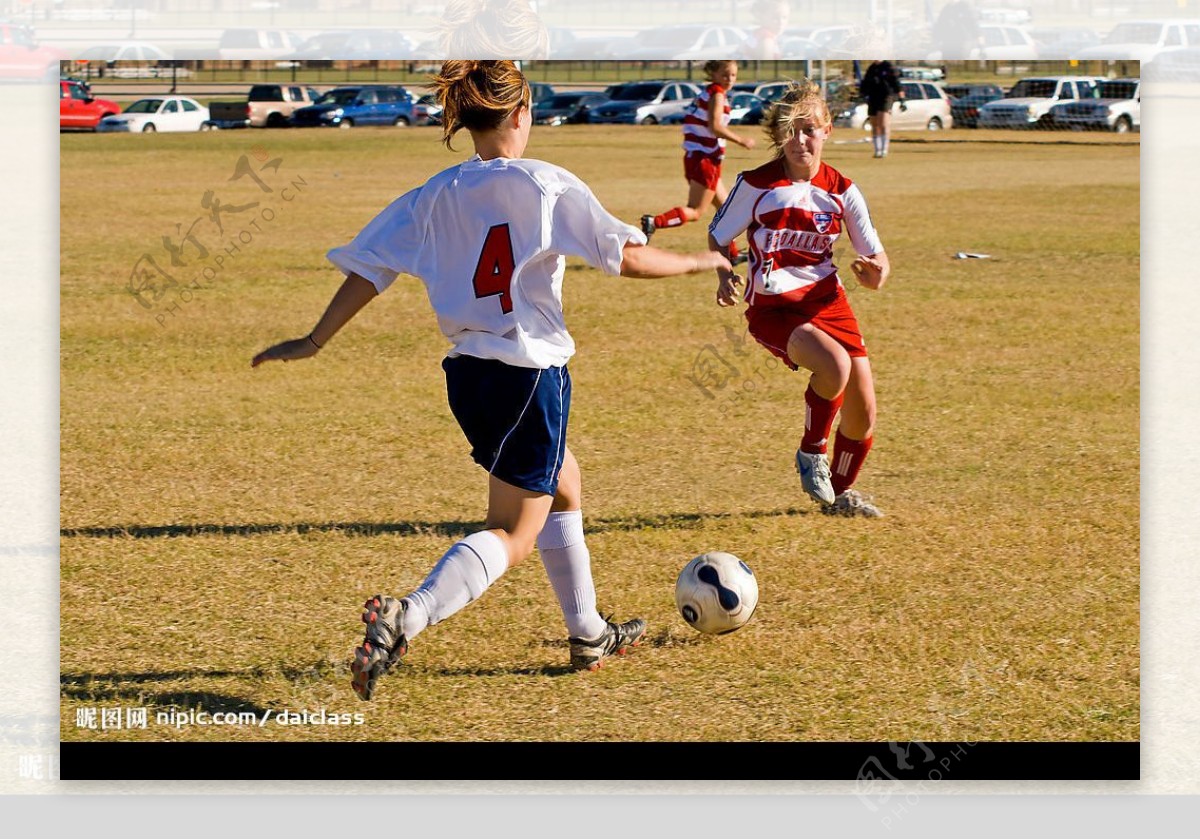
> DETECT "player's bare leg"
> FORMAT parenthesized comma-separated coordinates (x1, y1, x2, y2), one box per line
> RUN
(787, 325, 852, 505)
(541, 448, 646, 671)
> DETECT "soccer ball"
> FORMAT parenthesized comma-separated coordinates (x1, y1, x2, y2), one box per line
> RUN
(674, 552, 759, 635)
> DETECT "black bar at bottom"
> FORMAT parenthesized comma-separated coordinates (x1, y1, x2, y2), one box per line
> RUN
(61, 741, 1139, 781)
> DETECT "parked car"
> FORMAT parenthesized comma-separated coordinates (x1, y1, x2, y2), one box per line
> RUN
(977, 76, 1102, 129)
(529, 82, 556, 106)
(217, 28, 304, 60)
(947, 83, 1004, 128)
(0, 22, 62, 82)
(289, 29, 415, 60)
(59, 77, 121, 130)
(1074, 19, 1200, 62)
(834, 80, 954, 131)
(1049, 78, 1140, 133)
(606, 25, 746, 60)
(588, 81, 703, 125)
(207, 84, 321, 130)
(290, 85, 416, 128)
(663, 91, 763, 125)
(414, 93, 442, 126)
(202, 101, 251, 131)
(977, 24, 1039, 60)
(96, 96, 210, 133)
(532, 91, 607, 126)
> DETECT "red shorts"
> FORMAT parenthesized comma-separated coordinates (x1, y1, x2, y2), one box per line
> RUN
(746, 285, 868, 370)
(684, 152, 722, 191)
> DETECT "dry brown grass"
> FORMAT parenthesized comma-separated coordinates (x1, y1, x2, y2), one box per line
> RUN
(61, 124, 1138, 743)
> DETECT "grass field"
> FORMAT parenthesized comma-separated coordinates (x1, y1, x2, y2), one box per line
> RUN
(60, 123, 1138, 744)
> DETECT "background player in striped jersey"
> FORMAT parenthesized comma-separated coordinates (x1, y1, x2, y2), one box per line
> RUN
(708, 81, 891, 518)
(251, 60, 731, 699)
(640, 60, 756, 263)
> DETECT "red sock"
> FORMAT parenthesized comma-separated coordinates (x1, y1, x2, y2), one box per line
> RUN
(800, 385, 842, 454)
(653, 207, 688, 229)
(728, 239, 740, 260)
(830, 429, 873, 495)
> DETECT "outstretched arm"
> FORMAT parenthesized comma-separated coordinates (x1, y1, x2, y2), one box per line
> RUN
(619, 243, 731, 279)
(251, 272, 379, 367)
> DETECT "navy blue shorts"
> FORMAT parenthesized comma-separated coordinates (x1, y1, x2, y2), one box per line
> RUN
(443, 354, 571, 496)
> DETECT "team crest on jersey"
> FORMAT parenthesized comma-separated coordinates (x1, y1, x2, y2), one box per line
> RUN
(813, 212, 833, 234)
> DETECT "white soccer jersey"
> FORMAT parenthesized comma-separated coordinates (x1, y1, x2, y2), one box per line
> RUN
(328, 156, 645, 369)
(681, 83, 731, 159)
(710, 158, 884, 308)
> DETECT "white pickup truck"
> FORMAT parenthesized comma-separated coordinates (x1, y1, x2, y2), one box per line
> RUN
(1049, 78, 1140, 133)
(977, 76, 1104, 129)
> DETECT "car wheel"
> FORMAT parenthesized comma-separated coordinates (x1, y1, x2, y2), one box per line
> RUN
(142, 123, 156, 133)
(338, 119, 353, 130)
(266, 112, 288, 128)
(640, 115, 658, 125)
(926, 116, 943, 131)
(393, 115, 410, 127)
(1113, 116, 1132, 134)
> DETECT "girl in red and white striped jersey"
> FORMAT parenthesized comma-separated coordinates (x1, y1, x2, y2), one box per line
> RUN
(640, 60, 756, 262)
(708, 80, 891, 518)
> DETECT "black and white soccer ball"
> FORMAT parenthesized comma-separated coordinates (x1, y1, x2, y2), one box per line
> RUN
(674, 552, 759, 635)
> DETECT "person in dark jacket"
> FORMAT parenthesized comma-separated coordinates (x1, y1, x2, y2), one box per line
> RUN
(860, 60, 904, 158)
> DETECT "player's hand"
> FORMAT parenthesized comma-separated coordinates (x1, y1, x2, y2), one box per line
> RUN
(741, 136, 757, 150)
(850, 256, 885, 290)
(716, 272, 743, 307)
(251, 336, 320, 368)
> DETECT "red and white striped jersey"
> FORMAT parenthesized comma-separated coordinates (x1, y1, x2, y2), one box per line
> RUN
(681, 82, 731, 159)
(709, 158, 884, 308)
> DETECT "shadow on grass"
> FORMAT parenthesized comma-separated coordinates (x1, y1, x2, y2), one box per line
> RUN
(60, 507, 811, 541)
(60, 662, 342, 715)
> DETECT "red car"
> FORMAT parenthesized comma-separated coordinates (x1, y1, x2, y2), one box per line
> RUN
(60, 78, 122, 130)
(0, 23, 61, 82)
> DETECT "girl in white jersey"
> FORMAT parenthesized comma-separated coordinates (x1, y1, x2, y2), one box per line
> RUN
(252, 61, 729, 700)
(708, 80, 891, 518)
(640, 60, 756, 262)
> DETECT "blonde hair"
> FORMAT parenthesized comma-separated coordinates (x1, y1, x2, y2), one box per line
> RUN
(432, 60, 532, 149)
(439, 0, 549, 60)
(702, 60, 736, 79)
(763, 80, 832, 154)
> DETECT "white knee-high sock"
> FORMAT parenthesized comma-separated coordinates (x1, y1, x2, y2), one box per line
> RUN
(537, 510, 608, 641)
(401, 530, 509, 641)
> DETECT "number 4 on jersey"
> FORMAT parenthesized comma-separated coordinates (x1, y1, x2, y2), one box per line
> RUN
(473, 223, 515, 314)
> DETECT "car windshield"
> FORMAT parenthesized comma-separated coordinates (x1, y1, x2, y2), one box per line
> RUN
(1007, 80, 1059, 98)
(542, 95, 582, 108)
(316, 89, 360, 105)
(301, 33, 350, 50)
(124, 99, 163, 114)
(607, 83, 664, 101)
(633, 26, 703, 47)
(1098, 81, 1138, 99)
(1104, 23, 1164, 44)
